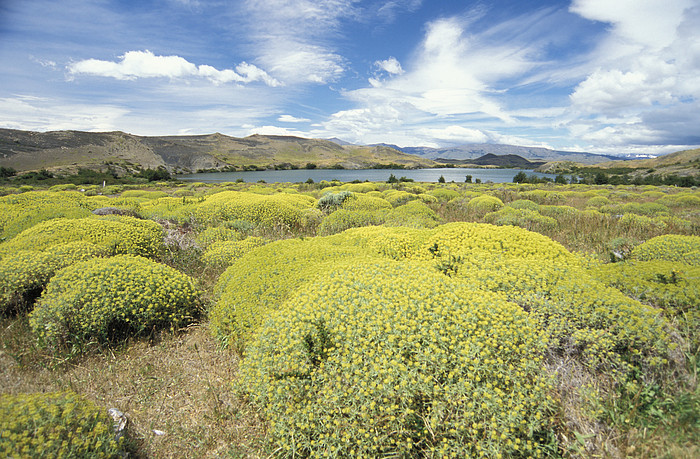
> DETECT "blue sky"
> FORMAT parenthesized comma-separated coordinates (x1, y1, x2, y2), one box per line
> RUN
(1, 0, 699, 156)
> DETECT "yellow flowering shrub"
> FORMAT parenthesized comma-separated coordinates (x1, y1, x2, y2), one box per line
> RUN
(586, 195, 610, 207)
(0, 242, 108, 314)
(385, 200, 441, 228)
(0, 217, 164, 259)
(30, 255, 201, 350)
(466, 195, 504, 216)
(336, 182, 379, 193)
(138, 196, 200, 222)
(120, 189, 169, 199)
(631, 234, 700, 265)
(240, 261, 556, 457)
(427, 188, 461, 201)
(656, 193, 700, 208)
(0, 191, 95, 240)
(212, 238, 371, 343)
(341, 193, 392, 211)
(483, 207, 558, 232)
(417, 193, 439, 204)
(202, 237, 268, 267)
(195, 225, 242, 248)
(519, 190, 565, 205)
(383, 189, 418, 207)
(195, 191, 316, 231)
(507, 199, 540, 211)
(0, 390, 127, 458)
(317, 209, 389, 235)
(590, 261, 699, 314)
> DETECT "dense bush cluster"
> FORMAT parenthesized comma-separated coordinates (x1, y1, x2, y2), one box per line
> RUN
(240, 262, 556, 457)
(0, 242, 108, 314)
(195, 190, 316, 231)
(0, 216, 164, 259)
(0, 391, 126, 458)
(30, 255, 201, 350)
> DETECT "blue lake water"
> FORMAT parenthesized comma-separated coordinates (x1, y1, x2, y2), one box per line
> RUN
(177, 168, 557, 183)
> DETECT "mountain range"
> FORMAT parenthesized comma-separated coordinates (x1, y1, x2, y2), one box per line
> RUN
(0, 129, 435, 174)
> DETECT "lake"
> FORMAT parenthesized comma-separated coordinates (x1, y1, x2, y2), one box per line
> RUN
(177, 168, 558, 183)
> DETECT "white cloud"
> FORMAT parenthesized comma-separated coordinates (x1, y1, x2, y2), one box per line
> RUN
(278, 114, 311, 123)
(240, 0, 357, 84)
(68, 50, 281, 86)
(375, 57, 403, 75)
(566, 0, 700, 148)
(245, 125, 310, 137)
(0, 95, 129, 132)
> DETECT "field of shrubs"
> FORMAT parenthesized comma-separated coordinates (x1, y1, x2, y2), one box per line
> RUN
(0, 178, 698, 458)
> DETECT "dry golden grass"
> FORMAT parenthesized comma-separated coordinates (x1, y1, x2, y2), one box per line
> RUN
(0, 320, 268, 458)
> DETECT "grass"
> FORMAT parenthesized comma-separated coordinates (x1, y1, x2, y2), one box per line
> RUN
(1, 319, 268, 458)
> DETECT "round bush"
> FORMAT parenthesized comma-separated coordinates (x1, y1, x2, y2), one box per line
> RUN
(0, 217, 164, 259)
(632, 234, 700, 265)
(0, 242, 108, 314)
(0, 390, 127, 458)
(466, 195, 503, 216)
(0, 191, 96, 240)
(30, 255, 201, 350)
(483, 207, 558, 233)
(195, 191, 316, 231)
(317, 208, 388, 235)
(202, 237, 268, 267)
(240, 261, 555, 457)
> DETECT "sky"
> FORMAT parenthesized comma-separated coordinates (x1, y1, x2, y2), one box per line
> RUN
(1, 0, 699, 156)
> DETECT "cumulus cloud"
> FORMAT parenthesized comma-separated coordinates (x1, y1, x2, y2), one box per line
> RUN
(278, 114, 311, 123)
(375, 57, 404, 75)
(68, 50, 281, 86)
(567, 0, 700, 149)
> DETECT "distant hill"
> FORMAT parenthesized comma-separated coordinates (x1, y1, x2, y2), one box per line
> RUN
(594, 148, 700, 170)
(398, 144, 618, 165)
(439, 154, 545, 169)
(535, 148, 700, 177)
(0, 129, 436, 174)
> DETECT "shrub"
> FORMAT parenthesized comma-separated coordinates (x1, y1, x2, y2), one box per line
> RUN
(341, 194, 392, 212)
(519, 190, 565, 205)
(656, 194, 700, 208)
(30, 255, 200, 350)
(195, 191, 316, 231)
(211, 238, 370, 344)
(195, 225, 242, 248)
(383, 190, 418, 207)
(632, 235, 700, 265)
(466, 195, 503, 216)
(507, 199, 540, 211)
(586, 196, 611, 207)
(317, 209, 388, 235)
(317, 191, 354, 212)
(0, 391, 127, 458)
(120, 189, 169, 199)
(202, 237, 268, 267)
(0, 242, 108, 315)
(427, 188, 461, 202)
(386, 200, 441, 228)
(0, 217, 164, 259)
(0, 191, 95, 240)
(138, 196, 200, 223)
(239, 261, 556, 457)
(483, 207, 558, 233)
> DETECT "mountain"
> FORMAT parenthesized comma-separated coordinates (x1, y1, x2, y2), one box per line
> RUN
(439, 154, 545, 169)
(0, 129, 436, 174)
(398, 144, 618, 165)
